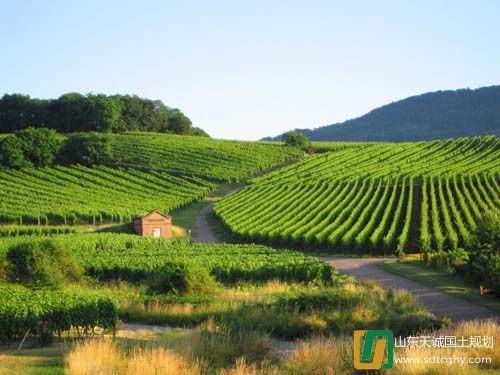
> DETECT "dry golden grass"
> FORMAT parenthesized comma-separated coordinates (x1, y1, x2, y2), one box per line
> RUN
(281, 320, 499, 375)
(64, 320, 499, 374)
(66, 338, 202, 375)
(219, 357, 281, 375)
(66, 339, 123, 374)
(125, 346, 202, 375)
(388, 319, 500, 375)
(283, 336, 353, 375)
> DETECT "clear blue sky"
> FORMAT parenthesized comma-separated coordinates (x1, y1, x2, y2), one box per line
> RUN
(1, 1, 499, 140)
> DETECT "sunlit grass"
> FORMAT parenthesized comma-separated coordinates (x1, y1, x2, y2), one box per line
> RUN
(380, 259, 500, 311)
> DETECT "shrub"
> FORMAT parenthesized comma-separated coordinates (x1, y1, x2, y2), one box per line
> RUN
(428, 248, 469, 274)
(393, 313, 451, 337)
(282, 131, 308, 149)
(466, 211, 500, 293)
(6, 240, 82, 288)
(275, 290, 362, 312)
(147, 261, 219, 295)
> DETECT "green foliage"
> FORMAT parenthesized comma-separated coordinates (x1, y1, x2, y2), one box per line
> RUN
(0, 128, 62, 168)
(0, 92, 204, 135)
(466, 211, 500, 293)
(0, 225, 75, 237)
(167, 108, 192, 134)
(252, 137, 498, 184)
(0, 135, 29, 168)
(0, 234, 335, 285)
(6, 240, 82, 288)
(146, 261, 219, 295)
(275, 290, 362, 312)
(215, 137, 499, 254)
(117, 95, 168, 132)
(106, 132, 302, 181)
(0, 284, 118, 343)
(0, 128, 301, 182)
(392, 314, 451, 337)
(15, 127, 63, 167)
(428, 248, 469, 273)
(59, 132, 113, 165)
(0, 165, 213, 225)
(0, 94, 39, 132)
(282, 130, 308, 149)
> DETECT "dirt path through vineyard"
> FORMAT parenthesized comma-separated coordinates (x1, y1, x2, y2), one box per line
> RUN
(193, 203, 219, 243)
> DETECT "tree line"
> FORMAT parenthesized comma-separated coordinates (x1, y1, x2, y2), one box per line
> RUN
(0, 128, 117, 168)
(0, 93, 208, 136)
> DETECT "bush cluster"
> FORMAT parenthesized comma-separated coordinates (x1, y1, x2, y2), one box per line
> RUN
(5, 239, 82, 288)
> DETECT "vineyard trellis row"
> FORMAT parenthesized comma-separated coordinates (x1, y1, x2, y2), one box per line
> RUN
(0, 284, 118, 343)
(215, 137, 500, 253)
(0, 234, 335, 285)
(0, 166, 213, 225)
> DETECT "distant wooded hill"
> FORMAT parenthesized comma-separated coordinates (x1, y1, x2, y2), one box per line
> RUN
(265, 85, 500, 142)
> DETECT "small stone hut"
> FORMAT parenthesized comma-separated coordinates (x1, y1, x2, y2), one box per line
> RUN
(133, 210, 172, 238)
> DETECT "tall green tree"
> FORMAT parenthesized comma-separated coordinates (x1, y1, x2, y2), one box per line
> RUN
(0, 94, 34, 132)
(0, 135, 30, 168)
(15, 128, 63, 167)
(59, 132, 113, 166)
(168, 108, 192, 134)
(282, 131, 309, 149)
(466, 211, 500, 293)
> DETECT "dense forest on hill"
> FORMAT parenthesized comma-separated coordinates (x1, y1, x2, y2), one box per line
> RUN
(266, 86, 500, 142)
(0, 93, 208, 136)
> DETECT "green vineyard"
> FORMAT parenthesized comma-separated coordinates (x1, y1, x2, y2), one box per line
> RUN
(0, 234, 334, 284)
(253, 136, 498, 184)
(215, 137, 500, 253)
(107, 133, 302, 181)
(0, 165, 213, 225)
(0, 284, 118, 343)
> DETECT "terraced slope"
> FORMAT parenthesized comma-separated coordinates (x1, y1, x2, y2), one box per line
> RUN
(253, 136, 499, 185)
(0, 165, 213, 224)
(108, 133, 303, 181)
(215, 137, 500, 253)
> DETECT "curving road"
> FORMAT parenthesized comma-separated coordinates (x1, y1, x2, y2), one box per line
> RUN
(320, 257, 500, 322)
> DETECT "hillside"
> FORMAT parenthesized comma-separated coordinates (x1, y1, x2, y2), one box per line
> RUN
(0, 132, 302, 224)
(266, 86, 500, 142)
(215, 136, 500, 253)
(106, 133, 303, 181)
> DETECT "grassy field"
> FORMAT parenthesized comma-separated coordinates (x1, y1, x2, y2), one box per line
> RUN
(379, 258, 500, 312)
(2, 319, 498, 374)
(0, 346, 65, 375)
